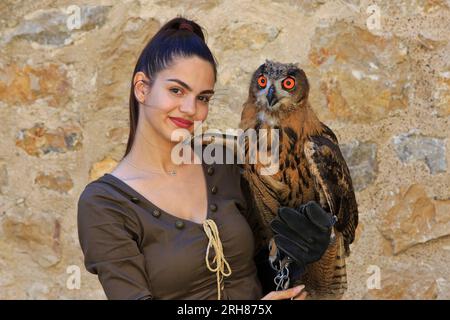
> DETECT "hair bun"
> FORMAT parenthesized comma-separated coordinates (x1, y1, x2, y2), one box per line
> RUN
(179, 22, 194, 32)
(158, 17, 206, 41)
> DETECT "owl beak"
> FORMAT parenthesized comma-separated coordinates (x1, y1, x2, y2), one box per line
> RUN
(266, 85, 278, 107)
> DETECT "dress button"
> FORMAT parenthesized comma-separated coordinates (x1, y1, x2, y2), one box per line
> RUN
(211, 186, 218, 194)
(152, 209, 161, 218)
(207, 166, 215, 175)
(210, 204, 218, 212)
(175, 220, 185, 229)
(130, 197, 139, 203)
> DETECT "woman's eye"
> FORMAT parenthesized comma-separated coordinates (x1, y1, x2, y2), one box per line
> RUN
(170, 87, 183, 95)
(198, 96, 210, 103)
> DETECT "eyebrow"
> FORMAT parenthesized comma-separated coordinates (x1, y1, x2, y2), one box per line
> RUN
(166, 78, 215, 95)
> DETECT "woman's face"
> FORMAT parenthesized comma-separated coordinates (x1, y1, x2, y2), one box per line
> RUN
(135, 55, 215, 144)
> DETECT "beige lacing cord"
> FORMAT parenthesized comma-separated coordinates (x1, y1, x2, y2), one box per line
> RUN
(202, 218, 232, 300)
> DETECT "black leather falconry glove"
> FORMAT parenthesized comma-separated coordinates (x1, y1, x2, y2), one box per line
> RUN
(270, 201, 337, 281)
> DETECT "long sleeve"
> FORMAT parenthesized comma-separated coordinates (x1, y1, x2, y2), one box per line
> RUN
(77, 183, 153, 300)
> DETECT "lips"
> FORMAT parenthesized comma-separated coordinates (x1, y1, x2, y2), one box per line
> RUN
(169, 116, 194, 129)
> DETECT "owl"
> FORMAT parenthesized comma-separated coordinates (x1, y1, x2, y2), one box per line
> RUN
(238, 60, 359, 299)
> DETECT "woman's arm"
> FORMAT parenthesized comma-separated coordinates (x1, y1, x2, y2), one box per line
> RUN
(77, 183, 153, 300)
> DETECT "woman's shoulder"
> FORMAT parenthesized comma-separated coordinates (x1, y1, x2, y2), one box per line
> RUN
(78, 175, 113, 203)
(77, 175, 140, 229)
(77, 174, 132, 217)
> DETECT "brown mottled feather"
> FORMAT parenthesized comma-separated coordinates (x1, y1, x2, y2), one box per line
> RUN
(239, 90, 358, 299)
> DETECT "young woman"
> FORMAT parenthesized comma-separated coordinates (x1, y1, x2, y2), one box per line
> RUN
(77, 17, 331, 300)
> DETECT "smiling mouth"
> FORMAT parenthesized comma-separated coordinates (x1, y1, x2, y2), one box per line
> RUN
(169, 116, 194, 128)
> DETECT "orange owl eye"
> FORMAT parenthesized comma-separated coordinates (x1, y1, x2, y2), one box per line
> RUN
(257, 75, 267, 88)
(282, 77, 296, 91)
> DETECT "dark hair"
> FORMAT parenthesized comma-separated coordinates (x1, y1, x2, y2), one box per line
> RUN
(123, 17, 218, 158)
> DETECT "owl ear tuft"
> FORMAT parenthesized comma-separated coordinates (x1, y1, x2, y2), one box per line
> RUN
(265, 59, 276, 67)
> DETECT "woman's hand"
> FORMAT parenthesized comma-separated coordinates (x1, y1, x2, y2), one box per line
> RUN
(261, 285, 307, 300)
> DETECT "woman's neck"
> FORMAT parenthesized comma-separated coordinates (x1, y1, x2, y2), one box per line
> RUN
(125, 122, 182, 173)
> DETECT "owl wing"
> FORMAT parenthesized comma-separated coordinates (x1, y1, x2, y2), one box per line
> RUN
(303, 127, 359, 255)
(239, 168, 281, 252)
(240, 166, 288, 226)
(239, 98, 258, 131)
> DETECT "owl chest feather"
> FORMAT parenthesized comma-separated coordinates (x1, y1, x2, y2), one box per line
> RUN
(247, 122, 325, 211)
(274, 133, 321, 208)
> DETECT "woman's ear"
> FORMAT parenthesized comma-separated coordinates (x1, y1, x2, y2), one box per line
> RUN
(133, 72, 151, 104)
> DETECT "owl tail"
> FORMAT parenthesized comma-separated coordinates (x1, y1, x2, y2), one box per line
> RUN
(296, 231, 348, 299)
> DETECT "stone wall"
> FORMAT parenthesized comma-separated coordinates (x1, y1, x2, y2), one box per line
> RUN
(0, 0, 449, 299)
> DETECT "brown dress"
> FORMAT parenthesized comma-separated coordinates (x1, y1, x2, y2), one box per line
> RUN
(77, 153, 265, 300)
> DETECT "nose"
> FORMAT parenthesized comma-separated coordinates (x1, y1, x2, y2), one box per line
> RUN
(179, 97, 197, 116)
(266, 85, 277, 107)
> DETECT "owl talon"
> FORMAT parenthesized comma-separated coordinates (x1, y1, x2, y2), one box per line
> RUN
(268, 238, 281, 270)
(329, 226, 337, 246)
(329, 234, 336, 246)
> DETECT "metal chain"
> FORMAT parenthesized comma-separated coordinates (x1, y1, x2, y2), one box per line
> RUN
(273, 256, 293, 291)
(122, 158, 177, 176)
